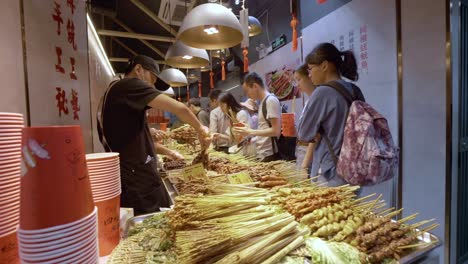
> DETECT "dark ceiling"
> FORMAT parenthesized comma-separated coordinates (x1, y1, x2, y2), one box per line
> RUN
(89, 0, 277, 74)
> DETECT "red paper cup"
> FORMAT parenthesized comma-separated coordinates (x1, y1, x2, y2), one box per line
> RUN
(95, 195, 120, 256)
(88, 166, 120, 175)
(159, 123, 168, 132)
(20, 126, 94, 230)
(86, 153, 119, 162)
(0, 231, 19, 264)
(281, 113, 296, 137)
(86, 161, 120, 168)
(18, 207, 97, 238)
(18, 232, 97, 262)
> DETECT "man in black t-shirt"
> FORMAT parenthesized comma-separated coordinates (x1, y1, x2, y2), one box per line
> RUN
(98, 55, 211, 215)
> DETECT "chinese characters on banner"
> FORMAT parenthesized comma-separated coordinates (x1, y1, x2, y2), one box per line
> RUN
(329, 24, 369, 75)
(52, 0, 80, 120)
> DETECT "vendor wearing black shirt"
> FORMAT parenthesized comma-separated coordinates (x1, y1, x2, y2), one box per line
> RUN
(99, 55, 211, 215)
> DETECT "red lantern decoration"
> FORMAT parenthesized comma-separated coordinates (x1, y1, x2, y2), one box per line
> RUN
(210, 70, 215, 89)
(291, 13, 298, 52)
(221, 60, 226, 81)
(243, 47, 249, 73)
(198, 80, 202, 97)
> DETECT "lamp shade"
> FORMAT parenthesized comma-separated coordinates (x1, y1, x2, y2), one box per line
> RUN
(187, 70, 201, 84)
(177, 3, 243, 50)
(211, 49, 231, 59)
(248, 16, 262, 37)
(158, 68, 188, 87)
(165, 41, 209, 69)
(200, 66, 210, 72)
(162, 87, 175, 97)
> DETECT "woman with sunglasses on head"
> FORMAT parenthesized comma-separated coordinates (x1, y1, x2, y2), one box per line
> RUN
(297, 43, 365, 186)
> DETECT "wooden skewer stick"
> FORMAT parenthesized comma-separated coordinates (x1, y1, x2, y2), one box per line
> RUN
(384, 208, 404, 219)
(365, 194, 383, 212)
(398, 240, 438, 250)
(375, 207, 395, 216)
(421, 223, 439, 234)
(410, 219, 436, 229)
(353, 193, 377, 203)
(398, 213, 419, 224)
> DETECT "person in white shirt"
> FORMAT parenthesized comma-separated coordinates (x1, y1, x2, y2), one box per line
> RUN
(208, 89, 231, 153)
(233, 72, 282, 162)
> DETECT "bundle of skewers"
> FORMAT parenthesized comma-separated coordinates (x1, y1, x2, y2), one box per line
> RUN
(166, 185, 308, 264)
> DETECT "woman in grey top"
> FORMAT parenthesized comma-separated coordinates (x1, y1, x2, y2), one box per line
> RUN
(297, 43, 364, 186)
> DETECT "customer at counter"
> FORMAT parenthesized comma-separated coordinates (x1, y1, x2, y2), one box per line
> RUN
(297, 43, 364, 186)
(188, 98, 210, 127)
(208, 89, 230, 153)
(233, 72, 282, 162)
(294, 64, 317, 174)
(216, 92, 254, 156)
(98, 55, 211, 215)
(241, 98, 259, 129)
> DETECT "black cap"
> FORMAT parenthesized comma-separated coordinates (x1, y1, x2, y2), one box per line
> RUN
(126, 55, 160, 77)
(126, 55, 171, 91)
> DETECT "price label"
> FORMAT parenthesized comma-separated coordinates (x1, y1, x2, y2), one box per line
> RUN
(227, 171, 253, 184)
(182, 163, 207, 181)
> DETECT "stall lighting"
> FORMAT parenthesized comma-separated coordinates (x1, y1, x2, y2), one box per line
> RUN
(87, 14, 115, 76)
(204, 26, 219, 35)
(182, 55, 193, 60)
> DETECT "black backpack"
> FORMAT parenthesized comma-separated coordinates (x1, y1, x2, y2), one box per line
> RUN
(261, 95, 297, 161)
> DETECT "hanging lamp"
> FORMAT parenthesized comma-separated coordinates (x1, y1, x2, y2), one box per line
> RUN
(165, 41, 210, 68)
(159, 68, 188, 87)
(248, 16, 262, 37)
(177, 3, 243, 50)
(211, 49, 231, 59)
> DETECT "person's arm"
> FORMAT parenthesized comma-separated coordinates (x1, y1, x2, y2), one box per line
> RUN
(233, 98, 281, 137)
(301, 143, 315, 169)
(154, 143, 184, 160)
(234, 118, 280, 137)
(148, 95, 211, 149)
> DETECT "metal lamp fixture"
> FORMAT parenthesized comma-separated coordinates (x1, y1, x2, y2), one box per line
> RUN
(158, 68, 188, 87)
(177, 3, 243, 50)
(165, 41, 209, 69)
(211, 49, 231, 59)
(248, 16, 262, 37)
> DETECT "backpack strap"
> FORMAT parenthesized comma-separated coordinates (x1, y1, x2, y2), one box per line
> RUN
(97, 80, 119, 152)
(319, 81, 364, 165)
(261, 95, 279, 154)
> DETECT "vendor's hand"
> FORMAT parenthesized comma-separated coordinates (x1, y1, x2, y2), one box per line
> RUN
(212, 133, 221, 140)
(197, 126, 211, 150)
(232, 126, 252, 137)
(167, 150, 184, 160)
(150, 128, 166, 141)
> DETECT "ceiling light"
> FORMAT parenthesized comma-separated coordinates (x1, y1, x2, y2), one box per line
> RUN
(158, 68, 188, 87)
(177, 3, 243, 49)
(248, 16, 262, 37)
(165, 40, 209, 69)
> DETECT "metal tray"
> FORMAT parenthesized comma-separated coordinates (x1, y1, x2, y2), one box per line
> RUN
(121, 213, 441, 264)
(399, 231, 441, 264)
